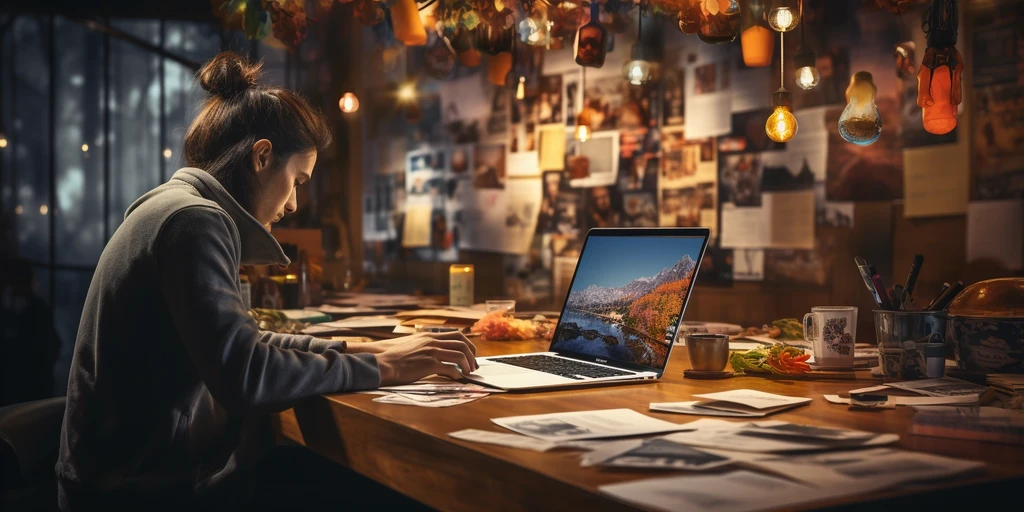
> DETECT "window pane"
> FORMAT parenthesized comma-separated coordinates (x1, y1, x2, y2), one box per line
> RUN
(164, 22, 220, 174)
(55, 17, 106, 266)
(164, 21, 221, 63)
(112, 19, 160, 46)
(53, 269, 93, 397)
(2, 19, 14, 215)
(109, 25, 161, 234)
(12, 16, 51, 263)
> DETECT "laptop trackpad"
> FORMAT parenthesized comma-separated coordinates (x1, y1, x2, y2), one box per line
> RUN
(467, 359, 578, 388)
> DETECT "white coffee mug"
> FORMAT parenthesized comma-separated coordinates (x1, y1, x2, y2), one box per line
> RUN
(803, 306, 858, 367)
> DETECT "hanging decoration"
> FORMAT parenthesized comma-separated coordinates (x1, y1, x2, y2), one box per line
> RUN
(475, 5, 515, 54)
(765, 31, 797, 143)
(391, 0, 428, 45)
(793, 0, 818, 90)
(622, 1, 654, 85)
(519, 0, 553, 46)
(740, 0, 774, 67)
(548, 1, 590, 40)
(575, 1, 609, 67)
(262, 0, 307, 47)
(917, 0, 962, 135)
(838, 71, 883, 145)
(676, 0, 701, 34)
(696, 0, 742, 44)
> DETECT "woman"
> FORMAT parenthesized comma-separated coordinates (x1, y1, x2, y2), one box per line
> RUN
(57, 52, 477, 511)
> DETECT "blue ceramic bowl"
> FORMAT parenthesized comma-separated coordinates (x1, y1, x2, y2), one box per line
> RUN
(946, 316, 1024, 374)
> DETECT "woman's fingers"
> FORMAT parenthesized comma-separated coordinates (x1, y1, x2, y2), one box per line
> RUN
(430, 348, 473, 377)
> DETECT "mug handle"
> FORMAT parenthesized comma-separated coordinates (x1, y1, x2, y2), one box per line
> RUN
(803, 313, 816, 344)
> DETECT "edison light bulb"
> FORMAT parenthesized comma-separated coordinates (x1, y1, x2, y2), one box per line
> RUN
(765, 105, 797, 143)
(339, 92, 359, 113)
(397, 82, 417, 102)
(622, 59, 651, 85)
(573, 111, 592, 142)
(838, 72, 882, 145)
(0, 134, 7, 148)
(767, 1, 799, 32)
(516, 76, 525, 100)
(795, 65, 820, 90)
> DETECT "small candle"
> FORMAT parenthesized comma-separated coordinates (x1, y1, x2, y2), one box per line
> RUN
(449, 264, 475, 307)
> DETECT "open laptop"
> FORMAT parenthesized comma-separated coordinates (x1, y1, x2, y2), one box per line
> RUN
(464, 227, 710, 391)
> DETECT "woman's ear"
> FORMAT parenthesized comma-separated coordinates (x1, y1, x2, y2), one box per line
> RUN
(252, 139, 273, 174)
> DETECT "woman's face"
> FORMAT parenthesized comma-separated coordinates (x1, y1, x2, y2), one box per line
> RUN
(252, 139, 316, 230)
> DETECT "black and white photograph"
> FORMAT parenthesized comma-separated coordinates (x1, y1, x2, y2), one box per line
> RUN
(473, 144, 507, 189)
(622, 192, 658, 227)
(504, 418, 591, 438)
(598, 439, 733, 471)
(814, 183, 854, 228)
(567, 130, 619, 188)
(619, 128, 659, 192)
(662, 68, 686, 126)
(537, 74, 563, 124)
(719, 154, 764, 207)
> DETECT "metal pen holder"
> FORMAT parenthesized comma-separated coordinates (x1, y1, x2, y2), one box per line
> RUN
(873, 310, 947, 380)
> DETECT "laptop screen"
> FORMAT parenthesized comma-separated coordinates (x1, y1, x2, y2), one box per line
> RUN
(549, 231, 707, 371)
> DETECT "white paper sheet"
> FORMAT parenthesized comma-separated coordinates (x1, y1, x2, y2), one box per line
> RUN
(683, 45, 733, 140)
(507, 151, 541, 178)
(967, 199, 1024, 270)
(662, 419, 899, 453)
(650, 401, 770, 418)
(537, 124, 567, 171)
(732, 249, 765, 281)
(315, 316, 401, 329)
(824, 394, 979, 407)
(720, 191, 815, 250)
(883, 377, 990, 397)
(460, 178, 542, 254)
(448, 429, 561, 452)
(372, 392, 488, 407)
(720, 205, 770, 248)
(731, 67, 773, 113)
(691, 390, 812, 411)
(567, 130, 620, 188)
(600, 470, 830, 512)
(439, 74, 490, 127)
(492, 408, 691, 442)
(587, 438, 738, 471)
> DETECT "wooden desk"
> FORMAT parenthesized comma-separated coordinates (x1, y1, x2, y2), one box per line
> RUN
(274, 338, 1024, 511)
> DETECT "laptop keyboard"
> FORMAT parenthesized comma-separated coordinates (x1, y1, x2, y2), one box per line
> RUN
(495, 355, 635, 380)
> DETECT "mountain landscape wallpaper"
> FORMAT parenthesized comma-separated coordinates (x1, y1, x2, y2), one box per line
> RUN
(551, 236, 705, 369)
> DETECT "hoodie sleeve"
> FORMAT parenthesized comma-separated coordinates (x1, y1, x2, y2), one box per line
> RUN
(155, 206, 380, 415)
(258, 331, 347, 354)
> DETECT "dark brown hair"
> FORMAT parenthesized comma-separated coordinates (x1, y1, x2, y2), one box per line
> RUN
(183, 52, 331, 213)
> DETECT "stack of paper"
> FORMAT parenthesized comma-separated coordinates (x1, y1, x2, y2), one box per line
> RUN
(392, 308, 487, 334)
(661, 419, 899, 453)
(651, 390, 811, 417)
(491, 409, 691, 442)
(910, 406, 1024, 445)
(987, 374, 1024, 396)
(825, 377, 991, 408)
(365, 378, 501, 408)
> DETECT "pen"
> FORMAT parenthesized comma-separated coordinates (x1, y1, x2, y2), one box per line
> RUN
(892, 285, 905, 310)
(872, 274, 894, 310)
(924, 282, 951, 310)
(904, 255, 924, 303)
(931, 280, 964, 311)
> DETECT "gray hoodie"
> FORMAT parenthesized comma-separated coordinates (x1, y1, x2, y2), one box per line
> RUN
(56, 168, 381, 510)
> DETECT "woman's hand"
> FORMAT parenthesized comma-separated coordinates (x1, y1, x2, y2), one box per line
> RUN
(370, 332, 479, 386)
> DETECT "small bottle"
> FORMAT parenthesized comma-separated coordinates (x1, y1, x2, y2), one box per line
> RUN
(838, 71, 883, 146)
(296, 249, 311, 309)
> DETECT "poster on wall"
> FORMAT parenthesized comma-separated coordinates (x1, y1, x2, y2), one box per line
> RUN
(580, 185, 624, 231)
(460, 178, 542, 255)
(824, 105, 903, 201)
(472, 144, 507, 189)
(719, 153, 763, 207)
(584, 75, 657, 131)
(538, 171, 580, 235)
(733, 249, 765, 282)
(403, 147, 459, 260)
(619, 128, 660, 192)
(504, 235, 554, 305)
(683, 44, 733, 140)
(440, 73, 490, 143)
(764, 232, 837, 288)
(537, 74, 564, 125)
(622, 192, 658, 227)
(567, 130, 620, 188)
(662, 68, 685, 126)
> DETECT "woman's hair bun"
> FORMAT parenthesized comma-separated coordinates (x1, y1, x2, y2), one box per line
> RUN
(197, 52, 262, 99)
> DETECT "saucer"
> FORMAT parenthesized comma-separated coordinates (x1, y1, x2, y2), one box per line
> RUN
(684, 369, 734, 380)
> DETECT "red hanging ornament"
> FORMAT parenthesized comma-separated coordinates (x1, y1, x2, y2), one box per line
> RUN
(263, 0, 308, 47)
(917, 0, 962, 135)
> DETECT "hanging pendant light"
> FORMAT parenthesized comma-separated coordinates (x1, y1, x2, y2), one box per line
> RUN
(767, 0, 800, 32)
(917, 0, 962, 135)
(740, 0, 774, 67)
(488, 52, 513, 85)
(391, 0, 427, 46)
(574, 68, 592, 142)
(339, 92, 360, 113)
(622, 2, 653, 85)
(697, 0, 742, 44)
(516, 76, 526, 100)
(765, 31, 797, 143)
(839, 71, 883, 145)
(793, 1, 818, 90)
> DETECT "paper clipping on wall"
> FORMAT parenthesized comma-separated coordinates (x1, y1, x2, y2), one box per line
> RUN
(538, 123, 567, 171)
(507, 150, 541, 178)
(683, 45, 733, 140)
(492, 408, 690, 442)
(967, 199, 1024, 270)
(720, 191, 815, 250)
(733, 249, 765, 281)
(460, 178, 542, 254)
(567, 130, 620, 188)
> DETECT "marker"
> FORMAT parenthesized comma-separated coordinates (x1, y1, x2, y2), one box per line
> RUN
(892, 285, 905, 310)
(924, 282, 951, 311)
(872, 274, 894, 310)
(854, 257, 883, 308)
(904, 255, 924, 302)
(931, 280, 964, 311)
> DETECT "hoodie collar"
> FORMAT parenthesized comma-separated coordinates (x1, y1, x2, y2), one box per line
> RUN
(166, 168, 290, 267)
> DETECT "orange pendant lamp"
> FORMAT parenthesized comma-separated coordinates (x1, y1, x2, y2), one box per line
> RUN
(740, 1, 774, 67)
(917, 0, 962, 135)
(391, 0, 427, 46)
(487, 52, 512, 85)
